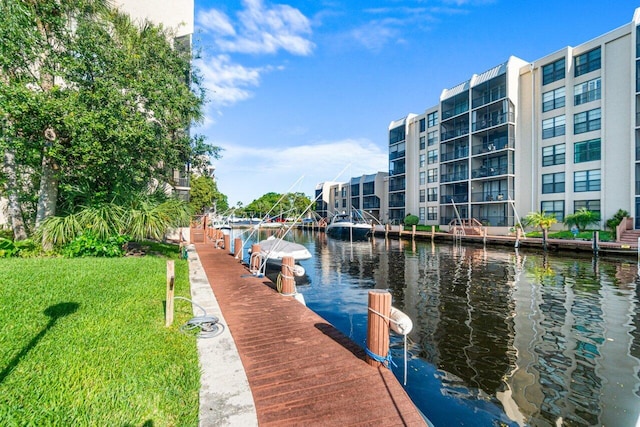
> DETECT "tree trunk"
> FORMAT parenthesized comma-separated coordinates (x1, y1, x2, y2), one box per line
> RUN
(35, 149, 59, 228)
(2, 145, 28, 240)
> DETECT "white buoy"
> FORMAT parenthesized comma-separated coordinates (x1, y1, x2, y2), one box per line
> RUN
(389, 306, 413, 335)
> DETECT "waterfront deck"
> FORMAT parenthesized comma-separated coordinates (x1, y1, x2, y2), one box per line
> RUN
(195, 243, 427, 426)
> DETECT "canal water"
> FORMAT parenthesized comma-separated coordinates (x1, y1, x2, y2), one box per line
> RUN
(238, 228, 640, 426)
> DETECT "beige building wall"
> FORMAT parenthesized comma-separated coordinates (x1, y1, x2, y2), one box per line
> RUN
(114, 0, 194, 38)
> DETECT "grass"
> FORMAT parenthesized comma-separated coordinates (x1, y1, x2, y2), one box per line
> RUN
(0, 247, 199, 426)
(525, 229, 614, 242)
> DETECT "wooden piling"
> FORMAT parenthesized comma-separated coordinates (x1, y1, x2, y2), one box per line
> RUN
(366, 290, 391, 367)
(411, 225, 416, 239)
(223, 234, 230, 252)
(250, 244, 261, 271)
(280, 256, 296, 295)
(234, 237, 243, 259)
(165, 260, 175, 327)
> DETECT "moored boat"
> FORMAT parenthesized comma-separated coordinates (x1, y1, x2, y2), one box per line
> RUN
(326, 213, 372, 241)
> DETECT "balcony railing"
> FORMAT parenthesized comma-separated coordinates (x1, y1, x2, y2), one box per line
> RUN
(441, 171, 468, 183)
(440, 147, 469, 162)
(440, 194, 468, 204)
(471, 85, 506, 109)
(472, 112, 514, 132)
(441, 127, 469, 142)
(472, 136, 514, 155)
(471, 164, 512, 179)
(471, 190, 514, 203)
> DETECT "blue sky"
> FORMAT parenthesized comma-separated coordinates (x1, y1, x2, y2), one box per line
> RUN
(193, 0, 640, 207)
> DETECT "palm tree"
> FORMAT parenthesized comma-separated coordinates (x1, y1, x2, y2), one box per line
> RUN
(524, 211, 558, 251)
(564, 208, 600, 232)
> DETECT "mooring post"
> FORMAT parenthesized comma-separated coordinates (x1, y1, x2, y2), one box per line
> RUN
(431, 225, 435, 241)
(165, 260, 175, 327)
(385, 223, 389, 238)
(280, 256, 296, 295)
(234, 237, 243, 259)
(223, 234, 231, 252)
(366, 290, 391, 367)
(250, 244, 261, 271)
(593, 231, 599, 256)
(412, 225, 416, 239)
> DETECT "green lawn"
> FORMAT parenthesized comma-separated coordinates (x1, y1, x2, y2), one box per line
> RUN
(0, 253, 199, 426)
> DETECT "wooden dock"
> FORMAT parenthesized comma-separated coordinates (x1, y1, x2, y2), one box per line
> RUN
(195, 243, 427, 426)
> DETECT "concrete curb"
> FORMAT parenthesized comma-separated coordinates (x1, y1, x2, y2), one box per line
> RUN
(186, 245, 258, 427)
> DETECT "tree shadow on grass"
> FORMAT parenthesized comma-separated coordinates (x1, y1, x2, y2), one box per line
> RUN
(0, 302, 80, 384)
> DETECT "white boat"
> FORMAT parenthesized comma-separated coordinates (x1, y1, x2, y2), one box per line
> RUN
(256, 235, 311, 262)
(326, 213, 372, 241)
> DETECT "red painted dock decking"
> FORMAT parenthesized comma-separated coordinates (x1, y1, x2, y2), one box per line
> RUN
(195, 243, 427, 426)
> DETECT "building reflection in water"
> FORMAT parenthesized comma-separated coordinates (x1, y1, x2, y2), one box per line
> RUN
(373, 238, 640, 426)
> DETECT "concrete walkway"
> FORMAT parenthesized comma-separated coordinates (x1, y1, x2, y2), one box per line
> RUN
(186, 244, 259, 426)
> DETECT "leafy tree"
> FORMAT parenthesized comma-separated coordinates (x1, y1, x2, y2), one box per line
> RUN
(563, 208, 600, 232)
(0, 1, 218, 239)
(244, 192, 312, 219)
(189, 175, 228, 214)
(524, 211, 558, 251)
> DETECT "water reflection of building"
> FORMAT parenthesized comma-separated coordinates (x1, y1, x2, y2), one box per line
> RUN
(384, 239, 640, 426)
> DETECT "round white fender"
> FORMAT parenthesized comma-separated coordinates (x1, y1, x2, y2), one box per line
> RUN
(293, 265, 305, 277)
(389, 306, 413, 335)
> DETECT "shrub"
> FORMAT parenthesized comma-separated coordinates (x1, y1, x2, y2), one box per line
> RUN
(605, 209, 629, 231)
(404, 214, 419, 226)
(62, 231, 130, 258)
(0, 238, 38, 258)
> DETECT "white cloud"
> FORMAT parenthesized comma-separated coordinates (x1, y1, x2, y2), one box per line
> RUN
(212, 139, 388, 205)
(198, 0, 314, 56)
(195, 54, 282, 118)
(198, 9, 236, 36)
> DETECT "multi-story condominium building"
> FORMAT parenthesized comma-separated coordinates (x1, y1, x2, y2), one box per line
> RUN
(315, 172, 388, 221)
(389, 7, 640, 231)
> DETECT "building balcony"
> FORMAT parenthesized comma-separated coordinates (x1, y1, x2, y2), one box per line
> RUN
(471, 164, 512, 179)
(471, 190, 513, 203)
(472, 136, 514, 155)
(472, 111, 514, 132)
(440, 147, 469, 162)
(440, 194, 468, 204)
(441, 128, 469, 142)
(441, 171, 469, 183)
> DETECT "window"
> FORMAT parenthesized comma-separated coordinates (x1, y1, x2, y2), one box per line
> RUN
(574, 200, 601, 216)
(389, 126, 405, 144)
(427, 149, 438, 164)
(541, 200, 565, 221)
(427, 187, 438, 202)
(389, 142, 405, 159)
(575, 47, 601, 77)
(574, 138, 601, 163)
(542, 115, 565, 139)
(542, 87, 565, 112)
(542, 144, 565, 166)
(427, 112, 438, 127)
(542, 58, 565, 85)
(419, 118, 426, 133)
(574, 108, 601, 134)
(341, 187, 347, 197)
(420, 136, 426, 150)
(427, 168, 438, 183)
(419, 171, 425, 185)
(419, 189, 425, 203)
(574, 77, 601, 105)
(419, 207, 425, 222)
(542, 172, 565, 193)
(427, 206, 437, 221)
(574, 169, 601, 192)
(419, 154, 425, 168)
(428, 130, 438, 146)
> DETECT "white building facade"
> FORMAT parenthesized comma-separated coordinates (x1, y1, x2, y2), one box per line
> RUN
(390, 8, 640, 231)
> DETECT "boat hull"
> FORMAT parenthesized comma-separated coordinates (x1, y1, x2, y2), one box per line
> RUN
(326, 224, 372, 241)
